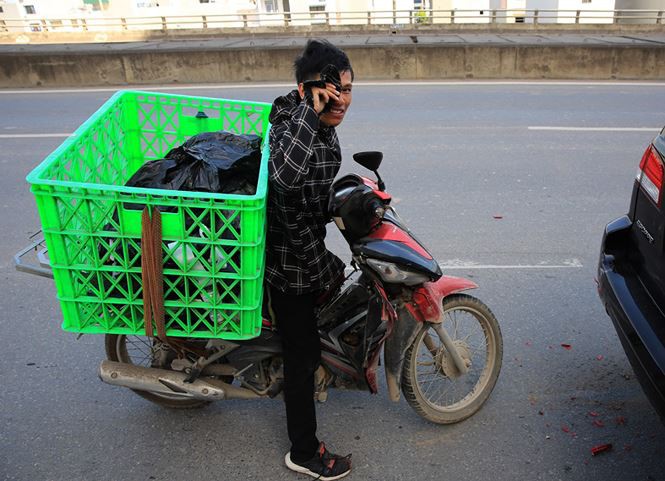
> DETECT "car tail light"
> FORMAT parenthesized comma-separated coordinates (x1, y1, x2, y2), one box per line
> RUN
(636, 145, 664, 206)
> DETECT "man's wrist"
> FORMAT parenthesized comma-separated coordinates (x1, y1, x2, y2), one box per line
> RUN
(299, 100, 321, 129)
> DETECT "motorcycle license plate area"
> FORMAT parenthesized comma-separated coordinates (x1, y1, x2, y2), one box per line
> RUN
(26, 91, 272, 340)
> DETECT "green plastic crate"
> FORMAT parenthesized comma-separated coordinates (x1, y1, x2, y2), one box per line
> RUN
(27, 90, 272, 340)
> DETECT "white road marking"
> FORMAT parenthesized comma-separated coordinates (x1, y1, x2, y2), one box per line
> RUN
(529, 126, 661, 132)
(345, 259, 583, 274)
(0, 133, 73, 138)
(439, 263, 583, 270)
(361, 81, 665, 87)
(438, 258, 583, 269)
(1, 80, 665, 95)
(0, 84, 293, 95)
(4, 126, 660, 138)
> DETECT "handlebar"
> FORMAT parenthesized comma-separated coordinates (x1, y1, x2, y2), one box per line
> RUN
(364, 195, 385, 220)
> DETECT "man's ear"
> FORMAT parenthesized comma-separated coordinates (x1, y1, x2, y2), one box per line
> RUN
(297, 83, 305, 99)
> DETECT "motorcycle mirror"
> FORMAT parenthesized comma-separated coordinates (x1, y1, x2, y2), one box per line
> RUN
(353, 151, 385, 191)
(353, 151, 383, 172)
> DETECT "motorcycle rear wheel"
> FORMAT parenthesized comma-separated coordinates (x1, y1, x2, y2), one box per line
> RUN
(401, 294, 502, 424)
(105, 334, 210, 409)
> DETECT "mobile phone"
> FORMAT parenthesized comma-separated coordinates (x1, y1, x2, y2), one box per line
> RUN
(302, 64, 341, 113)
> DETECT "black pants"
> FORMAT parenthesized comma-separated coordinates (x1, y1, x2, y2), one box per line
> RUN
(269, 287, 321, 463)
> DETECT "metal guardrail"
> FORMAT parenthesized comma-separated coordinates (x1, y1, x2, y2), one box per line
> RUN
(0, 9, 663, 33)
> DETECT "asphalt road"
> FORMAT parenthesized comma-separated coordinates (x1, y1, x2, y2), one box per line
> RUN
(1, 81, 665, 481)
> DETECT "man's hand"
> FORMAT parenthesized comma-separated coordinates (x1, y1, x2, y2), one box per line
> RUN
(307, 83, 340, 115)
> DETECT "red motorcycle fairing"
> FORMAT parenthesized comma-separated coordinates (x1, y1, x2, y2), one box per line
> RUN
(359, 176, 392, 201)
(405, 276, 479, 324)
(366, 222, 433, 260)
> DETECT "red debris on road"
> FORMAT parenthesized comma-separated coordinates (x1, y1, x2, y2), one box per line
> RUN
(561, 343, 572, 350)
(591, 444, 613, 456)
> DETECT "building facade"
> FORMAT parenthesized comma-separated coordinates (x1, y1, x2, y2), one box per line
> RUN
(2, 0, 659, 30)
(0, 0, 92, 31)
(489, 0, 616, 23)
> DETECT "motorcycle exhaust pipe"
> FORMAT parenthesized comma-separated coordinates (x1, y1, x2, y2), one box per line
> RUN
(99, 360, 260, 401)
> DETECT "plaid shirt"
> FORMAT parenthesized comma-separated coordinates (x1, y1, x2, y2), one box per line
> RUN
(264, 90, 345, 294)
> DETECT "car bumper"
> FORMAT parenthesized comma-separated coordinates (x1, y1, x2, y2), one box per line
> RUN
(598, 215, 665, 422)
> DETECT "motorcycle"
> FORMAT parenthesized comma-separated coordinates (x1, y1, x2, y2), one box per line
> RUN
(18, 151, 503, 424)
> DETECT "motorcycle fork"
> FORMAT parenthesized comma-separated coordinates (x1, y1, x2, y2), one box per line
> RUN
(383, 300, 469, 403)
(401, 277, 479, 380)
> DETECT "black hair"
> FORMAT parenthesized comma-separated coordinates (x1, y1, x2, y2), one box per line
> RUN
(294, 39, 354, 84)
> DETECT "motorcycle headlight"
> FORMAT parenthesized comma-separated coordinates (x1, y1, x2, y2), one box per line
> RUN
(366, 259, 430, 286)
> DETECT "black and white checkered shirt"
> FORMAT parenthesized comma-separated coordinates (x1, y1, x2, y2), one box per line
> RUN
(264, 90, 346, 294)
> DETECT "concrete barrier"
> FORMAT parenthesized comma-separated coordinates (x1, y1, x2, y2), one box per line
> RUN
(1, 30, 664, 87)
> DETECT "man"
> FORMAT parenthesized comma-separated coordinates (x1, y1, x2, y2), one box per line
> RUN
(265, 39, 354, 480)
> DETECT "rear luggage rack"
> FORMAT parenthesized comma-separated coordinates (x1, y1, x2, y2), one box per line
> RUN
(14, 231, 53, 279)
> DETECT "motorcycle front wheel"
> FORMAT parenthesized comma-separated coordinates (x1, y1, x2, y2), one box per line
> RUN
(104, 334, 210, 409)
(401, 293, 503, 424)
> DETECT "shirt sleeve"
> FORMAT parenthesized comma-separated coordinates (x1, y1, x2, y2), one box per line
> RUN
(269, 100, 320, 195)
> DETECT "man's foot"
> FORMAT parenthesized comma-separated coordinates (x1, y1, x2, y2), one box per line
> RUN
(285, 442, 352, 480)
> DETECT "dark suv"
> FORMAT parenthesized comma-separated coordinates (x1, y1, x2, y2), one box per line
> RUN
(598, 129, 665, 422)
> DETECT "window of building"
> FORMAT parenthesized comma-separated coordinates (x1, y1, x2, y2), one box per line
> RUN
(582, 0, 592, 3)
(0, 7, 4, 13)
(309, 5, 325, 24)
(25, 5, 36, 14)
(83, 0, 110, 10)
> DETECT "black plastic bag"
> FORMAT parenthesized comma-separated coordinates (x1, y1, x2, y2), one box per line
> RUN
(123, 157, 179, 191)
(125, 131, 262, 196)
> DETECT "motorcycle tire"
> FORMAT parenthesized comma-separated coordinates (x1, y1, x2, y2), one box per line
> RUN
(401, 293, 503, 424)
(105, 334, 210, 409)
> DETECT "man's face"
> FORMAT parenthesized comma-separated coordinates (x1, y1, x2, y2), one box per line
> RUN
(319, 70, 353, 128)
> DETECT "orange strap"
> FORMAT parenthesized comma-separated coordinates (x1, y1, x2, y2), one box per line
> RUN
(141, 207, 167, 341)
(141, 207, 206, 360)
